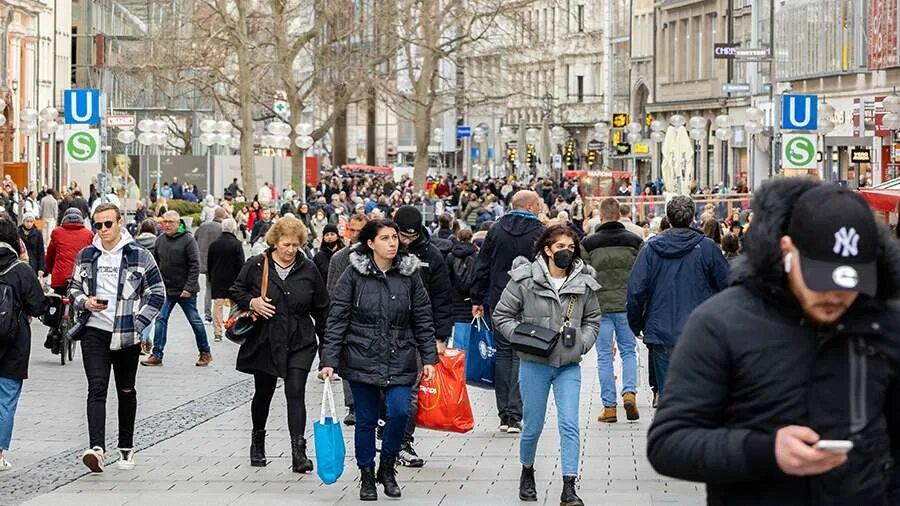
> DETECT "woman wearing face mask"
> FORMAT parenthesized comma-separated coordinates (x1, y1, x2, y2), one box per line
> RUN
(310, 207, 328, 250)
(312, 224, 344, 286)
(493, 225, 601, 506)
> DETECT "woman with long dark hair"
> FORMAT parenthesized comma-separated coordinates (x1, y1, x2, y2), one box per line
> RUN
(319, 219, 437, 501)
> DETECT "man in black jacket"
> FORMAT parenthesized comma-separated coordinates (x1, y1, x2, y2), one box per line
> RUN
(471, 190, 544, 433)
(207, 218, 244, 342)
(647, 179, 900, 505)
(393, 205, 453, 467)
(143, 211, 211, 367)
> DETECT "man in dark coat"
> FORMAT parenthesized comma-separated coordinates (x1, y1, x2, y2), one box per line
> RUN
(648, 179, 900, 506)
(195, 207, 226, 322)
(392, 205, 453, 467)
(471, 190, 544, 433)
(626, 195, 729, 394)
(143, 210, 210, 366)
(207, 218, 245, 342)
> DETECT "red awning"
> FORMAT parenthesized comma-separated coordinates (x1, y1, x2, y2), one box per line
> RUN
(859, 189, 900, 213)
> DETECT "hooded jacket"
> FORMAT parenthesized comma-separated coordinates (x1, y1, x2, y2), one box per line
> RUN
(134, 232, 157, 252)
(0, 243, 49, 379)
(18, 224, 45, 274)
(581, 221, 642, 312)
(647, 178, 900, 506)
(208, 231, 244, 299)
(153, 220, 201, 296)
(626, 227, 729, 346)
(200, 196, 217, 223)
(446, 240, 478, 323)
(493, 256, 601, 368)
(194, 218, 223, 273)
(470, 211, 545, 308)
(320, 251, 437, 387)
(45, 222, 94, 289)
(402, 226, 453, 340)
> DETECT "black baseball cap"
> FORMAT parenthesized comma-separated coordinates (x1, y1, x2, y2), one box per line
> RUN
(787, 184, 878, 296)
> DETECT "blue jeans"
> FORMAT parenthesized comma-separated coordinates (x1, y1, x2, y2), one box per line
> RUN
(518, 360, 581, 476)
(0, 377, 23, 450)
(350, 381, 412, 469)
(152, 294, 210, 360)
(597, 312, 638, 407)
(651, 345, 675, 395)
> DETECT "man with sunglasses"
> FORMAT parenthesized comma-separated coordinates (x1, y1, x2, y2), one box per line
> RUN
(68, 203, 166, 472)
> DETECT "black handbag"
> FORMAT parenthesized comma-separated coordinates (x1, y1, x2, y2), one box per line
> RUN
(225, 255, 269, 345)
(511, 295, 577, 357)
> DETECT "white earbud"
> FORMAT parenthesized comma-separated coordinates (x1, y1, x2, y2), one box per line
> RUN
(784, 252, 793, 274)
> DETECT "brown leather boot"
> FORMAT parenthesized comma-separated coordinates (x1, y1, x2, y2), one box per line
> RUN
(623, 392, 640, 421)
(598, 406, 617, 423)
(195, 352, 213, 367)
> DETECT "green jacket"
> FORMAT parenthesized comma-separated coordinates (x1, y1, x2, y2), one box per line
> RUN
(580, 221, 643, 313)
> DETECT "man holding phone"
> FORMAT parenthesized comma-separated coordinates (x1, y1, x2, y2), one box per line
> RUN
(68, 203, 166, 473)
(647, 179, 900, 505)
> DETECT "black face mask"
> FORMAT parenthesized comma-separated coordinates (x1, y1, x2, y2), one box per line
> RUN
(552, 250, 574, 270)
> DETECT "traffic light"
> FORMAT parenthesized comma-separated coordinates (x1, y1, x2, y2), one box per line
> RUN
(564, 140, 575, 169)
(526, 144, 536, 168)
(586, 149, 597, 167)
(507, 147, 517, 163)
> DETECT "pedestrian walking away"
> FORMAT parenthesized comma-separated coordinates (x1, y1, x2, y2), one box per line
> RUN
(648, 178, 900, 505)
(493, 225, 601, 506)
(230, 216, 328, 473)
(581, 197, 643, 423)
(0, 218, 50, 472)
(195, 207, 226, 322)
(144, 210, 211, 367)
(207, 218, 244, 343)
(68, 203, 165, 473)
(319, 219, 437, 501)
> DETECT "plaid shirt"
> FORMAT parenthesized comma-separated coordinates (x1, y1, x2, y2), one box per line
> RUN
(68, 240, 166, 350)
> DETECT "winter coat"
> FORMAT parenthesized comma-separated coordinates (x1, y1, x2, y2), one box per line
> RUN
(310, 216, 328, 249)
(470, 211, 545, 307)
(249, 219, 272, 246)
(320, 251, 437, 387)
(194, 219, 223, 273)
(493, 256, 601, 368)
(446, 241, 478, 323)
(581, 221, 642, 313)
(313, 244, 339, 287)
(134, 232, 157, 252)
(153, 221, 200, 296)
(0, 244, 50, 380)
(326, 244, 354, 296)
(647, 178, 900, 506)
(18, 225, 44, 274)
(45, 223, 94, 289)
(230, 252, 329, 378)
(402, 228, 454, 340)
(200, 198, 217, 223)
(626, 227, 729, 347)
(207, 232, 245, 299)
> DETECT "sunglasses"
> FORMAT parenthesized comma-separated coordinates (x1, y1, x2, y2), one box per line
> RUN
(93, 220, 117, 230)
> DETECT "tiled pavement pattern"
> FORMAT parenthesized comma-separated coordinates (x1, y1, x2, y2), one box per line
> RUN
(3, 281, 705, 505)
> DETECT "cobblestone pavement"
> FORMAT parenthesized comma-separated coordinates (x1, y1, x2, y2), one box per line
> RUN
(1, 281, 705, 505)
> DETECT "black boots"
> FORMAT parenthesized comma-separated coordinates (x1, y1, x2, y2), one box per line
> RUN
(560, 475, 583, 506)
(377, 457, 402, 498)
(290, 434, 314, 473)
(519, 465, 537, 501)
(360, 467, 378, 501)
(250, 429, 267, 467)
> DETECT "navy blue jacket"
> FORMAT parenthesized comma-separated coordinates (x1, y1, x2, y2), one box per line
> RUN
(626, 227, 729, 347)
(470, 212, 545, 308)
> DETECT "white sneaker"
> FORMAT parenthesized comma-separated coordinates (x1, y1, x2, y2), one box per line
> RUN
(82, 446, 105, 473)
(0, 456, 11, 471)
(117, 449, 135, 470)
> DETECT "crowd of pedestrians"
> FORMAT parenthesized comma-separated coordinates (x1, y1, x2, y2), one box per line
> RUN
(1, 169, 899, 505)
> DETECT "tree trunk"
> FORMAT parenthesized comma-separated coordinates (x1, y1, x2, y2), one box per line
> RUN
(236, 0, 256, 196)
(413, 99, 432, 189)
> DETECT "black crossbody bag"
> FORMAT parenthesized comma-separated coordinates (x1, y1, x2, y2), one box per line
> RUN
(511, 295, 577, 357)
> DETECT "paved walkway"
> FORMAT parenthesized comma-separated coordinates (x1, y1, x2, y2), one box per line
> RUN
(2, 283, 705, 505)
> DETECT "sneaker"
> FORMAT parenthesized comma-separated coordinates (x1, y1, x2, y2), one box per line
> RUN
(43, 333, 54, 350)
(82, 447, 104, 473)
(204, 315, 213, 323)
(599, 406, 618, 423)
(506, 421, 522, 434)
(196, 352, 213, 367)
(0, 456, 11, 472)
(140, 341, 152, 355)
(214, 335, 222, 342)
(623, 392, 640, 421)
(141, 355, 163, 367)
(343, 407, 356, 426)
(117, 449, 135, 470)
(398, 443, 424, 468)
(499, 416, 509, 433)
(652, 392, 660, 409)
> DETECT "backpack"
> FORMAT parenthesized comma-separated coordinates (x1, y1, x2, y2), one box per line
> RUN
(0, 262, 22, 345)
(447, 252, 477, 296)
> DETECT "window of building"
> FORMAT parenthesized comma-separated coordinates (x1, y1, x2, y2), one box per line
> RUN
(577, 4, 584, 32)
(576, 75, 584, 102)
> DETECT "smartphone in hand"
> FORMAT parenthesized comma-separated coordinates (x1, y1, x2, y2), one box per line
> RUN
(814, 440, 854, 454)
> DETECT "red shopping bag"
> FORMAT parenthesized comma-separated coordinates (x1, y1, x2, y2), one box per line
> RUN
(416, 349, 474, 433)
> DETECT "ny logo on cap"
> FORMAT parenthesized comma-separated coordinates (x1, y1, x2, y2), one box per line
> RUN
(833, 227, 859, 257)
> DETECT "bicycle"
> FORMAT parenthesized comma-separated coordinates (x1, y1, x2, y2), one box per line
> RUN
(41, 293, 77, 365)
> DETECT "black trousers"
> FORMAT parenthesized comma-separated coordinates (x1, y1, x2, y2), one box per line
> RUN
(647, 343, 658, 394)
(251, 369, 309, 436)
(81, 327, 141, 450)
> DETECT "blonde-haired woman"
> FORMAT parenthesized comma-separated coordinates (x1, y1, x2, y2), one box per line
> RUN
(230, 216, 329, 474)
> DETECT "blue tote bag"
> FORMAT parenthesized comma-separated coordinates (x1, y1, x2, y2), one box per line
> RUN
(451, 318, 496, 389)
(313, 381, 345, 485)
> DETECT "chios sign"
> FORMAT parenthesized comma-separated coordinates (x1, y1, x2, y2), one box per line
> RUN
(66, 129, 101, 164)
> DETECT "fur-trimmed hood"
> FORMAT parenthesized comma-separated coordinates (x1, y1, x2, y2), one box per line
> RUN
(732, 178, 900, 301)
(348, 250, 421, 277)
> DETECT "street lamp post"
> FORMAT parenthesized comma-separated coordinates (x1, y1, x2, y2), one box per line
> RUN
(688, 116, 707, 191)
(649, 119, 667, 183)
(714, 115, 733, 189)
(625, 121, 643, 210)
(744, 108, 764, 191)
(816, 103, 836, 182)
(593, 122, 609, 170)
(295, 122, 314, 202)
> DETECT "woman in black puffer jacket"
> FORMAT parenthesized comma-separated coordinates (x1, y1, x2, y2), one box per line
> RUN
(319, 219, 437, 501)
